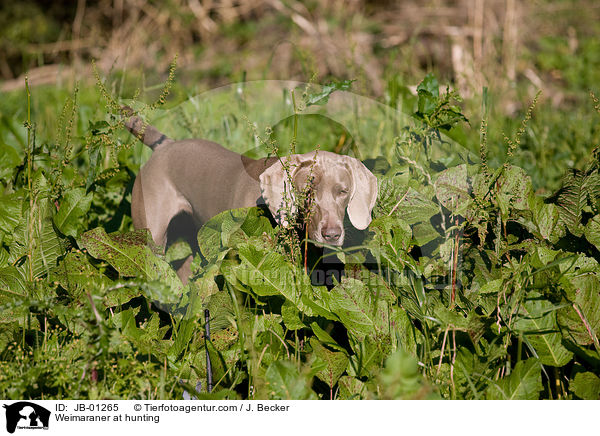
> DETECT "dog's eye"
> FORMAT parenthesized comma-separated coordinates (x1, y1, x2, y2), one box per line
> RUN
(340, 188, 349, 195)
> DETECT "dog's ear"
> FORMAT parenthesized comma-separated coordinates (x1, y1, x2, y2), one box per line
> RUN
(259, 155, 303, 227)
(345, 156, 378, 230)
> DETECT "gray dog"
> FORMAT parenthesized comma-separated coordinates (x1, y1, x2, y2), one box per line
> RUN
(123, 110, 378, 282)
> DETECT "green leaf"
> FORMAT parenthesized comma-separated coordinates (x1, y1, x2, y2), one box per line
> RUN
(328, 277, 390, 340)
(265, 361, 317, 400)
(184, 264, 220, 317)
(433, 305, 489, 344)
(416, 73, 439, 115)
(232, 242, 296, 297)
(0, 193, 21, 234)
(310, 322, 345, 352)
(0, 266, 28, 322)
(53, 188, 93, 238)
(305, 80, 354, 107)
(49, 251, 112, 296)
(584, 214, 600, 251)
(514, 297, 573, 367)
(391, 307, 419, 356)
(570, 372, 600, 399)
(486, 358, 542, 400)
(165, 240, 193, 263)
(228, 242, 335, 318)
(557, 275, 600, 346)
(86, 141, 102, 189)
(338, 376, 367, 400)
(372, 215, 412, 249)
(197, 207, 274, 262)
(79, 227, 182, 297)
(9, 174, 63, 280)
(310, 338, 348, 389)
(168, 318, 197, 361)
(386, 186, 439, 225)
(0, 264, 27, 294)
(349, 334, 392, 378)
(435, 164, 470, 213)
(497, 165, 533, 216)
(549, 169, 600, 236)
(412, 222, 441, 246)
(281, 300, 306, 330)
(531, 201, 557, 241)
(0, 143, 20, 181)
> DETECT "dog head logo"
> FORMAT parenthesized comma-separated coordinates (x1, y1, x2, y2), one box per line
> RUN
(2, 402, 50, 433)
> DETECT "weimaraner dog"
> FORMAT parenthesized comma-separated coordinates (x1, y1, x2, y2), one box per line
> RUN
(123, 110, 378, 282)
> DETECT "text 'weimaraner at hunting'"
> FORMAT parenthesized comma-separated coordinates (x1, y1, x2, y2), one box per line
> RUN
(123, 110, 378, 283)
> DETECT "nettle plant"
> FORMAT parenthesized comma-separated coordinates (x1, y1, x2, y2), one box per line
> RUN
(0, 71, 599, 400)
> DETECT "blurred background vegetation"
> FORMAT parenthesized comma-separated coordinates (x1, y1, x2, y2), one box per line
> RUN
(1, 0, 599, 191)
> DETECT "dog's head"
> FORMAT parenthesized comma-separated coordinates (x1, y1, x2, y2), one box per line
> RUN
(259, 151, 378, 245)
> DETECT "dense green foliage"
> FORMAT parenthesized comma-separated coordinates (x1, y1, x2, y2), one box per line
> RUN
(0, 70, 599, 400)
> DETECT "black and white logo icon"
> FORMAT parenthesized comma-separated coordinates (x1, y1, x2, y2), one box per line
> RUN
(2, 402, 50, 434)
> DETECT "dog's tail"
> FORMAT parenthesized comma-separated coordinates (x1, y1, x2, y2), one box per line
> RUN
(121, 106, 173, 150)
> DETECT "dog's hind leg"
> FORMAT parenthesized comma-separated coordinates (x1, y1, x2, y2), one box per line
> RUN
(131, 173, 192, 253)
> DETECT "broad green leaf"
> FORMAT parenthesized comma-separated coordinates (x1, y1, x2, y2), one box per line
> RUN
(435, 164, 470, 213)
(535, 246, 558, 266)
(449, 347, 499, 399)
(86, 141, 102, 189)
(412, 222, 441, 246)
(229, 242, 335, 318)
(310, 322, 345, 352)
(338, 376, 367, 400)
(184, 264, 220, 317)
(0, 266, 28, 324)
(0, 193, 21, 234)
(254, 314, 284, 335)
(367, 215, 416, 275)
(310, 338, 348, 389)
(557, 275, 600, 346)
(0, 266, 27, 299)
(305, 80, 354, 107)
(532, 201, 558, 241)
(550, 169, 600, 236)
(478, 278, 504, 294)
(49, 251, 113, 296)
(281, 300, 306, 330)
(486, 358, 542, 400)
(232, 242, 296, 297)
(433, 304, 489, 344)
(265, 361, 317, 400)
(349, 334, 392, 378)
(0, 143, 20, 181)
(168, 318, 198, 361)
(416, 73, 439, 115)
(391, 307, 419, 356)
(53, 188, 93, 237)
(392, 187, 439, 225)
(9, 175, 63, 280)
(79, 227, 182, 297)
(570, 372, 600, 399)
(584, 214, 600, 251)
(497, 165, 533, 216)
(329, 277, 390, 340)
(205, 290, 237, 331)
(197, 207, 274, 262)
(514, 297, 573, 367)
(165, 240, 193, 263)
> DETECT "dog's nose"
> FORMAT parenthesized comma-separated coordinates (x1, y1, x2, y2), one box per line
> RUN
(321, 227, 342, 243)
